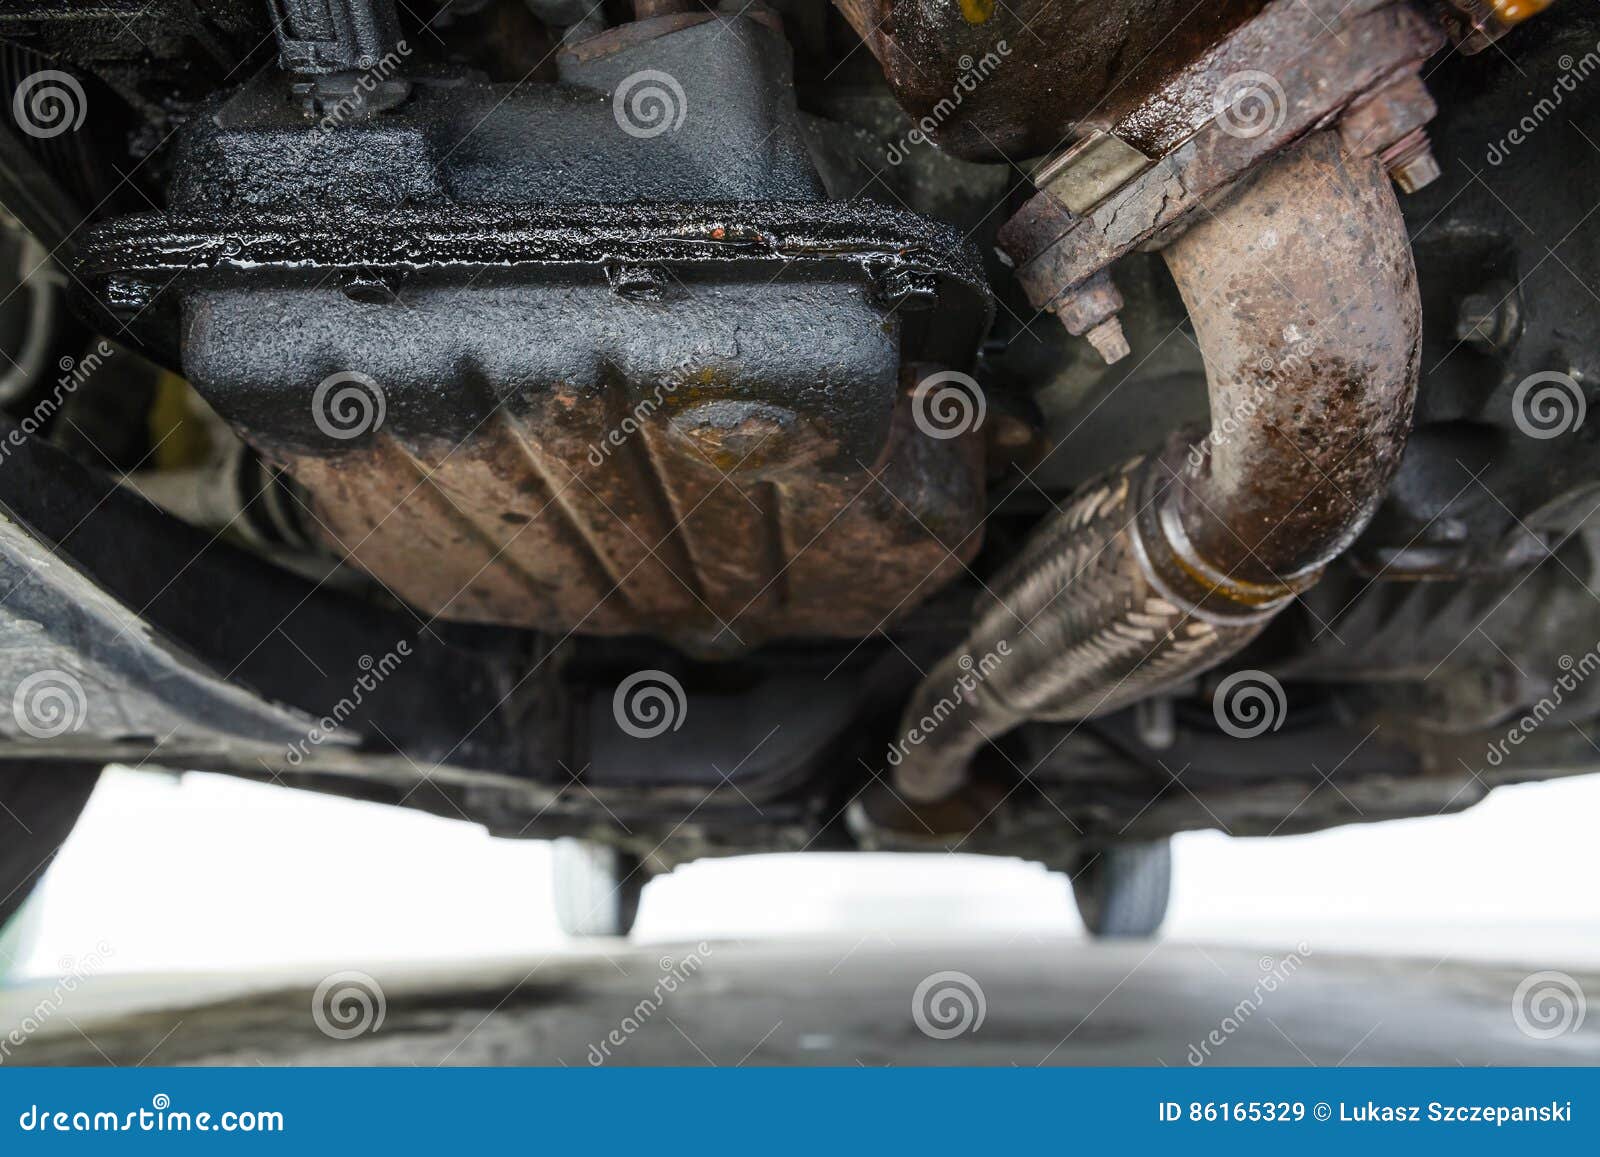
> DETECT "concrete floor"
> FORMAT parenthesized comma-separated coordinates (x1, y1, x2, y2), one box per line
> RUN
(3, 937, 1597, 1066)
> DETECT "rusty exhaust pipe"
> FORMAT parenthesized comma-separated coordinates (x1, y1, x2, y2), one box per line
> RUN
(889, 132, 1420, 805)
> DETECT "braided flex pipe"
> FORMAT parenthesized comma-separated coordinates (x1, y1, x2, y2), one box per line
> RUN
(891, 133, 1421, 804)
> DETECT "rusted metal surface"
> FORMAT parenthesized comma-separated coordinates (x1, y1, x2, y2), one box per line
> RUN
(242, 355, 984, 656)
(996, 0, 1442, 323)
(1101, 0, 1437, 158)
(832, 0, 1269, 161)
(1050, 271, 1122, 339)
(888, 134, 1421, 804)
(1339, 68, 1442, 192)
(1050, 271, 1130, 365)
(1161, 133, 1421, 589)
(1337, 67, 1438, 160)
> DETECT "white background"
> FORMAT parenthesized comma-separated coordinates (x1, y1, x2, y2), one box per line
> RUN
(10, 766, 1599, 979)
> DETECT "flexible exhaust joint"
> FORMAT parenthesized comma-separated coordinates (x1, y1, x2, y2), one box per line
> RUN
(892, 133, 1421, 803)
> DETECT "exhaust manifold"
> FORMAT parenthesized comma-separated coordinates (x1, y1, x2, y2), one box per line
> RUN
(891, 132, 1421, 804)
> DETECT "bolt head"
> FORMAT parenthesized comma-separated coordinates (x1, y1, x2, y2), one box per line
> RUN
(1380, 128, 1442, 195)
(1392, 151, 1441, 194)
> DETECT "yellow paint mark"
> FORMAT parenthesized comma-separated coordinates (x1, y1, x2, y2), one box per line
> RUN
(149, 372, 213, 469)
(959, 0, 994, 25)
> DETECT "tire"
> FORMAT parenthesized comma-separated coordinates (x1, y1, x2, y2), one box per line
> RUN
(550, 839, 645, 938)
(0, 761, 101, 931)
(1070, 839, 1172, 939)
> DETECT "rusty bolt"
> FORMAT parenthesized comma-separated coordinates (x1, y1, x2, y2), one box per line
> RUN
(1338, 69, 1437, 160)
(1083, 318, 1131, 364)
(1331, 65, 1441, 195)
(1053, 271, 1130, 365)
(1382, 128, 1441, 194)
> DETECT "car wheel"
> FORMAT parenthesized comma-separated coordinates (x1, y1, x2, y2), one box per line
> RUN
(550, 839, 645, 938)
(0, 761, 102, 931)
(1070, 839, 1172, 939)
